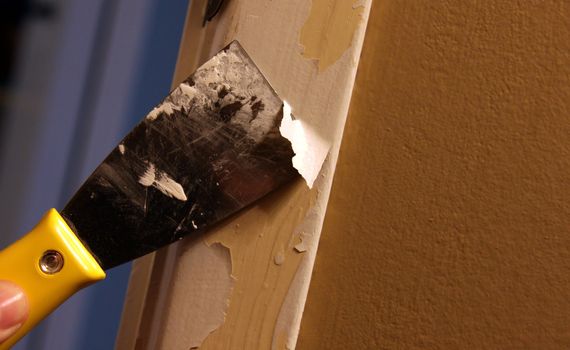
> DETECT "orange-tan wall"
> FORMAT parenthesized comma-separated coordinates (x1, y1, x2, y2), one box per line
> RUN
(297, 1, 570, 349)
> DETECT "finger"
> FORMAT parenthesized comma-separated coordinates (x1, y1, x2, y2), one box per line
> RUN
(0, 281, 28, 343)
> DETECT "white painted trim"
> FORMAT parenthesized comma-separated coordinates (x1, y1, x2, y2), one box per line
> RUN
(117, 1, 372, 348)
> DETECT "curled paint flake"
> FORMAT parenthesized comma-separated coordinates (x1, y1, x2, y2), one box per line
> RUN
(294, 242, 308, 253)
(279, 101, 330, 188)
(293, 232, 310, 253)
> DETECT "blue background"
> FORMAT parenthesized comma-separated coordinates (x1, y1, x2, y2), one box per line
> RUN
(0, 0, 189, 348)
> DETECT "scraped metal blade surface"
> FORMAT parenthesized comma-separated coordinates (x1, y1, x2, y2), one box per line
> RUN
(61, 41, 297, 269)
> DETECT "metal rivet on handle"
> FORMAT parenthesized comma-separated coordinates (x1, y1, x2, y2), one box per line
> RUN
(39, 250, 64, 274)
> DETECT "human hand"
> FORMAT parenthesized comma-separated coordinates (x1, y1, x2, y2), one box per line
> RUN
(0, 281, 28, 344)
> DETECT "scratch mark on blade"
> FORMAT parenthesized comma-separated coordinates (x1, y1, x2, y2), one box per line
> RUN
(144, 188, 148, 216)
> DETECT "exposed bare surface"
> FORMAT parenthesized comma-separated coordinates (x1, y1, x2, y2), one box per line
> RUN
(300, 0, 365, 71)
(160, 241, 234, 349)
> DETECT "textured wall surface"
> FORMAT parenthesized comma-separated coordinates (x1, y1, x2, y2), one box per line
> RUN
(297, 1, 570, 349)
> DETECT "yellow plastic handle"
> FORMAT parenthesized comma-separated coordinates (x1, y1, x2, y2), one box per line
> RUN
(0, 209, 105, 349)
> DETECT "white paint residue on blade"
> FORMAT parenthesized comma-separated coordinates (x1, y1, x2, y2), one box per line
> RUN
(146, 101, 177, 121)
(154, 173, 188, 202)
(138, 163, 156, 186)
(143, 43, 283, 145)
(178, 83, 199, 98)
(279, 101, 330, 188)
(118, 144, 125, 155)
(138, 162, 187, 201)
(193, 44, 283, 142)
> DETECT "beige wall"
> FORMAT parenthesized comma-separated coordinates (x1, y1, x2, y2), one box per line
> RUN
(297, 1, 570, 349)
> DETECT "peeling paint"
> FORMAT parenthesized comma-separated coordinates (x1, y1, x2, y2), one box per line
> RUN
(190, 181, 316, 349)
(280, 102, 330, 188)
(300, 0, 365, 71)
(272, 197, 328, 349)
(294, 233, 309, 253)
(125, 0, 375, 348)
(352, 0, 366, 9)
(274, 251, 286, 265)
(162, 240, 235, 349)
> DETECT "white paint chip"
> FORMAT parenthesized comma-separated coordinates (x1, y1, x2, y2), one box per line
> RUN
(274, 252, 285, 265)
(279, 101, 330, 188)
(138, 162, 188, 201)
(294, 242, 308, 253)
(118, 144, 125, 154)
(294, 232, 310, 253)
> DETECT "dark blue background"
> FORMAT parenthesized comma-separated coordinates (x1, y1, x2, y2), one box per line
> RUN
(0, 0, 188, 348)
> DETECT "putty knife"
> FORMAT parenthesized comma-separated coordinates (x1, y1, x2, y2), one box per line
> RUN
(0, 41, 297, 349)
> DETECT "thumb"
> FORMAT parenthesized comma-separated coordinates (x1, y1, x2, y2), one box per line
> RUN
(0, 281, 28, 343)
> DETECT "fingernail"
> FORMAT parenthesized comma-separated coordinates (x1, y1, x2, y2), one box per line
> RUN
(0, 282, 28, 329)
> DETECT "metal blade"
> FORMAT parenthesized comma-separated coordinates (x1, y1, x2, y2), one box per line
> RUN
(61, 41, 297, 269)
